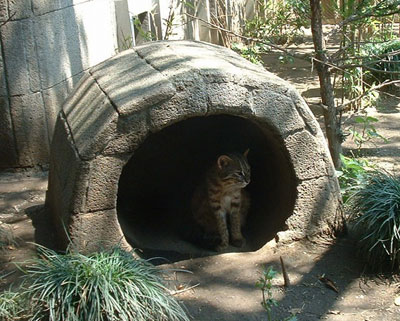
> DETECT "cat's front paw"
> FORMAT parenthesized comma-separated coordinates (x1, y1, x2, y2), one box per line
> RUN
(231, 237, 245, 248)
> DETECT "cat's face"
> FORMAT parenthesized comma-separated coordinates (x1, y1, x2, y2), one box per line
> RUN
(217, 151, 251, 188)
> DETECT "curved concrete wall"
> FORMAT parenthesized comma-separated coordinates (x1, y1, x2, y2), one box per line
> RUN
(45, 40, 342, 253)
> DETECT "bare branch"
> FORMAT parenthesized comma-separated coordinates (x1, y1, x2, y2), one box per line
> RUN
(184, 13, 311, 62)
(280, 256, 291, 287)
(336, 79, 400, 112)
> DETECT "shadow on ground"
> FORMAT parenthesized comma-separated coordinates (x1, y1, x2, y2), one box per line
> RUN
(169, 237, 398, 321)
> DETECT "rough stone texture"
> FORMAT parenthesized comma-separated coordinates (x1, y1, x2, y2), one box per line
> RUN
(85, 155, 130, 212)
(42, 71, 84, 139)
(281, 175, 342, 242)
(69, 210, 131, 254)
(0, 0, 117, 168)
(46, 40, 342, 253)
(252, 89, 305, 135)
(1, 20, 40, 96)
(0, 0, 8, 21)
(10, 93, 49, 166)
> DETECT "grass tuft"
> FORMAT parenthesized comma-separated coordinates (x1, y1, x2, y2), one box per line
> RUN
(0, 288, 27, 320)
(23, 246, 190, 321)
(350, 170, 400, 271)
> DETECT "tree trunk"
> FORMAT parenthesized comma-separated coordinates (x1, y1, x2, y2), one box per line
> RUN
(309, 0, 342, 169)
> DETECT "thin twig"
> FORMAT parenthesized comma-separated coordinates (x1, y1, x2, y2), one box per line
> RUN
(184, 12, 311, 62)
(169, 283, 200, 295)
(280, 256, 291, 287)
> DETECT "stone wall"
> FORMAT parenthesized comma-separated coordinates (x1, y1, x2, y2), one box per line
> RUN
(0, 0, 117, 168)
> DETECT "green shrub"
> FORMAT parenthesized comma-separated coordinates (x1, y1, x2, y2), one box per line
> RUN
(350, 170, 400, 271)
(362, 40, 400, 82)
(24, 246, 190, 321)
(243, 0, 309, 45)
(336, 154, 373, 203)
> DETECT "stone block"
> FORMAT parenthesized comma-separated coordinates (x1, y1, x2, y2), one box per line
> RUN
(103, 111, 149, 155)
(287, 176, 341, 237)
(287, 87, 321, 137)
(42, 72, 85, 141)
(149, 87, 207, 131)
(0, 97, 18, 167)
(284, 130, 328, 181)
(136, 41, 240, 85)
(85, 154, 129, 212)
(33, 0, 116, 89)
(10, 93, 49, 166)
(69, 209, 130, 253)
(253, 89, 305, 136)
(90, 50, 176, 116)
(33, 7, 85, 89)
(1, 19, 40, 95)
(47, 115, 90, 215)
(63, 73, 118, 160)
(207, 82, 253, 115)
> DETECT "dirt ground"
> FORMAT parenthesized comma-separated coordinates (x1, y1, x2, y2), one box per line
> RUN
(1, 49, 400, 320)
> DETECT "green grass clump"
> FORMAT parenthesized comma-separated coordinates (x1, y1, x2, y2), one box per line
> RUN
(24, 246, 190, 321)
(0, 289, 27, 320)
(350, 170, 400, 271)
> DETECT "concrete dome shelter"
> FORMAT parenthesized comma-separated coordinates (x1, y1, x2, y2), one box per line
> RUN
(45, 40, 342, 258)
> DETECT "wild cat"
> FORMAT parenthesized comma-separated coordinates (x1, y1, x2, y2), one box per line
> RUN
(191, 150, 251, 251)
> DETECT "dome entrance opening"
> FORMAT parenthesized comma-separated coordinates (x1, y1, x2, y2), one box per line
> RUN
(117, 115, 297, 261)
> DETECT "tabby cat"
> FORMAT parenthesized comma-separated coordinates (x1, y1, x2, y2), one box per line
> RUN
(191, 150, 251, 251)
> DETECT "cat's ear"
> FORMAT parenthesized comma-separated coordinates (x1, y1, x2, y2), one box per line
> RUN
(217, 155, 232, 169)
(243, 149, 250, 158)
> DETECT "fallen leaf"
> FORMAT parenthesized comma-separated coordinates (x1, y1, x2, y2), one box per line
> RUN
(327, 310, 341, 315)
(289, 308, 302, 314)
(319, 275, 339, 293)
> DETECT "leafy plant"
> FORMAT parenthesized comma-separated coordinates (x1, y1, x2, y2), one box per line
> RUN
(256, 266, 297, 321)
(336, 154, 373, 203)
(350, 170, 400, 271)
(362, 39, 400, 83)
(23, 246, 189, 321)
(244, 0, 309, 46)
(231, 42, 265, 65)
(347, 115, 388, 153)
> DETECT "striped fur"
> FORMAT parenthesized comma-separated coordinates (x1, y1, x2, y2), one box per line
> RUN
(191, 150, 251, 251)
